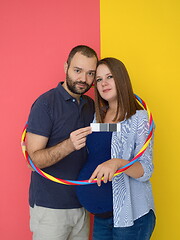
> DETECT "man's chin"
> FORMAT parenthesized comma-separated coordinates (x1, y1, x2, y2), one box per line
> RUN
(67, 84, 90, 95)
(75, 87, 90, 94)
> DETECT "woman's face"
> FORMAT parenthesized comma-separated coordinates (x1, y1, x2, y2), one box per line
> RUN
(96, 64, 117, 103)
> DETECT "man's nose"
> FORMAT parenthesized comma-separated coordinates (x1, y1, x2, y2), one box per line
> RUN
(79, 72, 87, 82)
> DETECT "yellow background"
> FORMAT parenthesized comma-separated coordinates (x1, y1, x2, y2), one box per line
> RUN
(100, 0, 180, 239)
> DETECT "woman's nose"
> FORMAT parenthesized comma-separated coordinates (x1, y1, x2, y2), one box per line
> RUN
(101, 78, 108, 86)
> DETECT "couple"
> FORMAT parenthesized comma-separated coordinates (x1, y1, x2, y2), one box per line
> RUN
(26, 45, 155, 240)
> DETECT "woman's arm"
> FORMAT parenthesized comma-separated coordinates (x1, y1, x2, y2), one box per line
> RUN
(89, 110, 154, 186)
(88, 158, 144, 186)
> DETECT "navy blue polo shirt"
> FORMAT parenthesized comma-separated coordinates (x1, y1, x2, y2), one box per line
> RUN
(27, 82, 94, 209)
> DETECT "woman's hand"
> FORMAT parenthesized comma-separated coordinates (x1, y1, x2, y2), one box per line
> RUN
(88, 158, 122, 186)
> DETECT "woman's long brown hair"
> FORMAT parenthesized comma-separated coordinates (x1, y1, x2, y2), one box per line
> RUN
(94, 58, 143, 123)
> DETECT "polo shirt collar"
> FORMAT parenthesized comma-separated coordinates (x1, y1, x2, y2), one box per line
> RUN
(56, 82, 87, 104)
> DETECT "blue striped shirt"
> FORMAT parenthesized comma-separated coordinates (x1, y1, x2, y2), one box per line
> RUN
(94, 110, 155, 227)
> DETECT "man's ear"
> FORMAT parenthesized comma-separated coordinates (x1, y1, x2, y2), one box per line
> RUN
(64, 62, 68, 74)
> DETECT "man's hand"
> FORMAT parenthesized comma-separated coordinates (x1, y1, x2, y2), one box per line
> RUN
(69, 126, 92, 150)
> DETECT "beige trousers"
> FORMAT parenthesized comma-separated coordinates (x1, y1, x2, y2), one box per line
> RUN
(30, 205, 90, 240)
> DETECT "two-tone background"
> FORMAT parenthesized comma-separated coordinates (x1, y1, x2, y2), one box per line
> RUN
(0, 0, 180, 239)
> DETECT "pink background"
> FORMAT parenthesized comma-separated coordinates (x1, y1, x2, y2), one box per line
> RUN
(0, 0, 100, 239)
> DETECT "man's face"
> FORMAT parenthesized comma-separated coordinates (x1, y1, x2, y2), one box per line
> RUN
(65, 52, 97, 95)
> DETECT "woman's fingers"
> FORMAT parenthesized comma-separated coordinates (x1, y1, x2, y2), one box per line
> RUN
(88, 159, 121, 186)
(89, 164, 111, 186)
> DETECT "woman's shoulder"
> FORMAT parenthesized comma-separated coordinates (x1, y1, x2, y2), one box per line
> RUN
(135, 109, 148, 118)
(130, 111, 149, 130)
(119, 110, 148, 124)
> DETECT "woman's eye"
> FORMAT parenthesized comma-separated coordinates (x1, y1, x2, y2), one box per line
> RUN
(96, 78, 102, 83)
(107, 75, 113, 79)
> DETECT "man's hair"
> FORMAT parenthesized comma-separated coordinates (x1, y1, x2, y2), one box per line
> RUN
(94, 57, 143, 123)
(67, 45, 98, 67)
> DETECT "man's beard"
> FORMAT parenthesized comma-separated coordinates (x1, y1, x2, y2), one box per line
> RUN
(66, 74, 92, 95)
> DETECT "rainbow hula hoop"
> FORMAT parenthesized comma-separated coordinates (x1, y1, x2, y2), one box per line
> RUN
(21, 94, 154, 185)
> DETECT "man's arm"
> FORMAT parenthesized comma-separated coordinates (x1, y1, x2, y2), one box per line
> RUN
(26, 126, 92, 169)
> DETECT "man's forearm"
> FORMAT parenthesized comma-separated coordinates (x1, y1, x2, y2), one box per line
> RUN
(27, 126, 91, 169)
(29, 138, 75, 169)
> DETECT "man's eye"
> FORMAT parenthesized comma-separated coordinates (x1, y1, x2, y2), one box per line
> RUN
(75, 69, 80, 73)
(88, 72, 95, 77)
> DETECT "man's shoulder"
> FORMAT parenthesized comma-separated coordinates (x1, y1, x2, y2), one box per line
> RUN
(40, 87, 56, 98)
(34, 87, 58, 105)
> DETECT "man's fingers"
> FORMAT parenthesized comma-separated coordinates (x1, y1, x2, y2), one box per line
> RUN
(74, 127, 92, 136)
(70, 126, 92, 150)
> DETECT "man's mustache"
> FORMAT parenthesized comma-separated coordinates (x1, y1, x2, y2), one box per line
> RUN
(75, 81, 89, 87)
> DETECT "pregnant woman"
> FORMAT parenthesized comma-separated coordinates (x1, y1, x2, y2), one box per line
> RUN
(76, 57, 156, 240)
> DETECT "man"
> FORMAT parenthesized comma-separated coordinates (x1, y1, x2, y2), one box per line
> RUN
(26, 45, 98, 240)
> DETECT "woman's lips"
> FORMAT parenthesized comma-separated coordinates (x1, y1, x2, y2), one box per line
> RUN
(103, 88, 111, 93)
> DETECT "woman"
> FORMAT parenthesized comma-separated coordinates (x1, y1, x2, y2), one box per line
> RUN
(88, 58, 156, 239)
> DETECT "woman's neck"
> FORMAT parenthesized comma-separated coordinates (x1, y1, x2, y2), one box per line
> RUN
(108, 100, 117, 112)
(104, 101, 119, 123)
